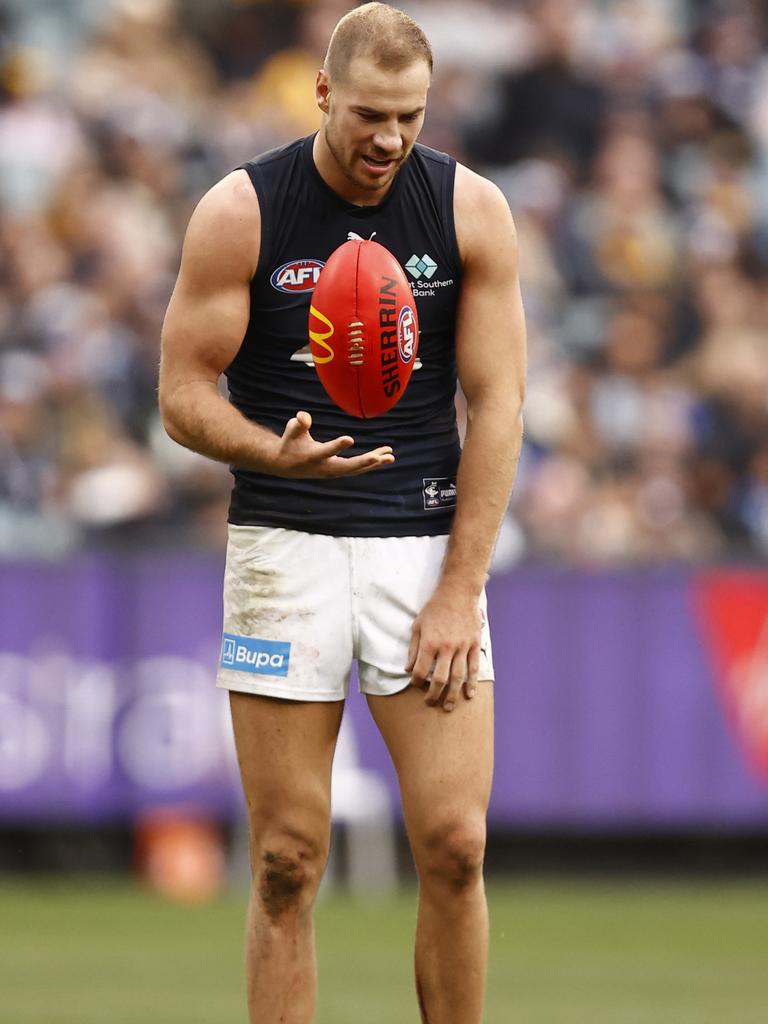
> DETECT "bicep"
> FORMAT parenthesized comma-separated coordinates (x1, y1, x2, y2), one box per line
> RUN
(454, 174, 526, 410)
(159, 173, 258, 400)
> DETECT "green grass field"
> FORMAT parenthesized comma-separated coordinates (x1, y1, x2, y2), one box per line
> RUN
(0, 876, 766, 1023)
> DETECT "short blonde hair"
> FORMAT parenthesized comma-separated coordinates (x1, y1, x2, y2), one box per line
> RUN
(325, 3, 433, 83)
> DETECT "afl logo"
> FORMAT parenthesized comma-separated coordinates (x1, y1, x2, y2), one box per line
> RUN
(271, 259, 325, 293)
(398, 305, 416, 363)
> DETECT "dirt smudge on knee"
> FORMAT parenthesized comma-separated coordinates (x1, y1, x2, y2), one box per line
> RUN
(259, 850, 305, 922)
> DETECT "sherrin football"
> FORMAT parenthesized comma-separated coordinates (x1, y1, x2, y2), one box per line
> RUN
(308, 239, 418, 418)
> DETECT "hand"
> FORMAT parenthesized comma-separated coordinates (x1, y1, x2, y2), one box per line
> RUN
(405, 586, 483, 712)
(272, 411, 394, 478)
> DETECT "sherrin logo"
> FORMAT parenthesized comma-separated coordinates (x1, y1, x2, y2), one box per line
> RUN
(398, 305, 416, 364)
(270, 259, 325, 293)
(309, 305, 335, 364)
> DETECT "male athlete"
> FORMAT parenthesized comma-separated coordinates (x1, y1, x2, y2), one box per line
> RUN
(159, 4, 525, 1022)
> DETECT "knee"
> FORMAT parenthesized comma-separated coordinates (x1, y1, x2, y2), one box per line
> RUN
(252, 828, 328, 920)
(414, 817, 486, 894)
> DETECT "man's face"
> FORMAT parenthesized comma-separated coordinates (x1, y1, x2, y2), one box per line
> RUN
(317, 55, 430, 200)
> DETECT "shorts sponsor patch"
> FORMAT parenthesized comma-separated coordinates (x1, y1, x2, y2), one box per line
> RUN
(423, 478, 457, 510)
(220, 633, 291, 676)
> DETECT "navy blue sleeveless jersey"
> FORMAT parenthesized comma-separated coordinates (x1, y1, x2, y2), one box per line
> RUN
(226, 133, 462, 536)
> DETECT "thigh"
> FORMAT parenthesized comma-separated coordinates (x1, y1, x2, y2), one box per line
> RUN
(354, 535, 494, 696)
(230, 691, 344, 840)
(366, 683, 494, 841)
(217, 526, 354, 701)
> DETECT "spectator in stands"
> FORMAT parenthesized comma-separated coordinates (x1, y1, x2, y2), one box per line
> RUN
(0, 0, 767, 565)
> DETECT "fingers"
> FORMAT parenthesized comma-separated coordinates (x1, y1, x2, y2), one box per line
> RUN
(282, 412, 356, 459)
(326, 447, 394, 476)
(464, 645, 480, 701)
(411, 642, 478, 712)
(422, 649, 468, 712)
(424, 651, 453, 708)
(317, 435, 356, 458)
(442, 649, 469, 713)
(408, 632, 433, 691)
(282, 411, 313, 439)
(407, 598, 483, 712)
(280, 412, 393, 477)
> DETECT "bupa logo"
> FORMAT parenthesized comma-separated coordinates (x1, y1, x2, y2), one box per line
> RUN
(398, 305, 416, 363)
(220, 633, 291, 677)
(221, 637, 236, 665)
(270, 259, 325, 293)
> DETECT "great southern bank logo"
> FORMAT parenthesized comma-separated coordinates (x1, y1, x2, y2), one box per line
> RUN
(405, 253, 438, 280)
(220, 634, 291, 676)
(270, 259, 325, 293)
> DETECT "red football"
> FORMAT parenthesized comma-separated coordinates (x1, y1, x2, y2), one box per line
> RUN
(308, 239, 418, 418)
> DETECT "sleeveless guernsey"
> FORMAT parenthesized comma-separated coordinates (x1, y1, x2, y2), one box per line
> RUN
(226, 133, 462, 537)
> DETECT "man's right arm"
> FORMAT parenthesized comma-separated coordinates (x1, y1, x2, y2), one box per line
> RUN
(159, 170, 394, 479)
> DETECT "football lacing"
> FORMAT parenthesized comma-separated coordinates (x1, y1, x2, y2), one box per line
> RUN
(348, 321, 365, 366)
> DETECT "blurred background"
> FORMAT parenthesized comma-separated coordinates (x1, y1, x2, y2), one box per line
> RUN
(1, 1, 767, 1022)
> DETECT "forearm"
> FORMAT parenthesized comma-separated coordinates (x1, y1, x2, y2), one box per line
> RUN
(160, 380, 280, 471)
(441, 396, 523, 595)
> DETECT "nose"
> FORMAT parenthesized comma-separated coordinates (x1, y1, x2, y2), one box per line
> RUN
(372, 123, 401, 155)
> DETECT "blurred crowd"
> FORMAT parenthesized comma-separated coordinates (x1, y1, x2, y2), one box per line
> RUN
(1, 0, 767, 565)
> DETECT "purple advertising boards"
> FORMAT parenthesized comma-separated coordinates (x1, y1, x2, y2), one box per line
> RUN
(1, 556, 767, 829)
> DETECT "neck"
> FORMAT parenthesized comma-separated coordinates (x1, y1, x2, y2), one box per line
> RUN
(312, 128, 394, 207)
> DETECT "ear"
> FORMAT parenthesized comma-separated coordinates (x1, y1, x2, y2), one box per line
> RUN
(316, 69, 331, 114)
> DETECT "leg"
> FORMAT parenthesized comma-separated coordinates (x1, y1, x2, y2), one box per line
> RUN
(367, 683, 494, 1024)
(230, 691, 344, 1024)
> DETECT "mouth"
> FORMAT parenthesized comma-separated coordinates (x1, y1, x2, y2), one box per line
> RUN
(361, 154, 399, 176)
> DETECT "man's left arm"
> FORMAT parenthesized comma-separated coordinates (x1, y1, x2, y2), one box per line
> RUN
(406, 164, 526, 710)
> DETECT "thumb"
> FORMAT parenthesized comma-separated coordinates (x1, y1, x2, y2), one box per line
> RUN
(284, 410, 312, 439)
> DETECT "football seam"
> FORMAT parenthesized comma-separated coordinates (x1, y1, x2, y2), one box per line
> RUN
(353, 241, 366, 418)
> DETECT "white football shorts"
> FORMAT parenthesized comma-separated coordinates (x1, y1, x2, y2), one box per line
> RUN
(216, 525, 494, 701)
